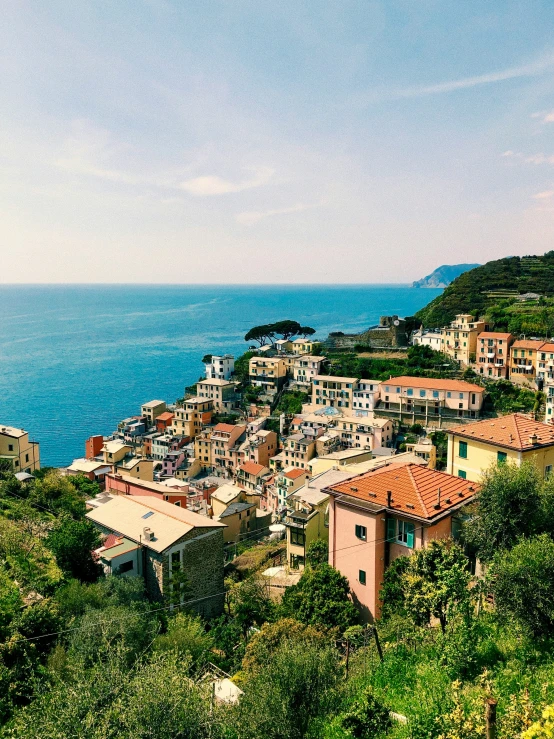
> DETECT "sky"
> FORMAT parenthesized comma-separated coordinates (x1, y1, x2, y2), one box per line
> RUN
(2, 1, 554, 284)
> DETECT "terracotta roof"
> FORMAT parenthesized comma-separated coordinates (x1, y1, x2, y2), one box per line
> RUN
(538, 343, 554, 353)
(156, 412, 174, 421)
(511, 339, 545, 349)
(284, 468, 307, 480)
(385, 376, 484, 393)
(477, 332, 512, 340)
(449, 413, 554, 450)
(239, 461, 266, 476)
(327, 463, 478, 520)
(213, 423, 238, 433)
(102, 533, 122, 550)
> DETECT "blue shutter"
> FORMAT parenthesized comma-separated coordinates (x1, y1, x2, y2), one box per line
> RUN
(386, 518, 396, 542)
(406, 523, 415, 548)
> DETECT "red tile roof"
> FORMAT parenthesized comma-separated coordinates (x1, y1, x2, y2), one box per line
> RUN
(449, 413, 554, 450)
(156, 412, 175, 421)
(102, 533, 123, 550)
(328, 463, 478, 520)
(213, 423, 238, 433)
(511, 339, 545, 350)
(385, 376, 484, 393)
(538, 343, 554, 353)
(239, 461, 266, 476)
(477, 332, 513, 340)
(284, 468, 307, 480)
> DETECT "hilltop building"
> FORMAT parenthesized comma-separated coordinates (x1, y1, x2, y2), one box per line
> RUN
(0, 425, 40, 473)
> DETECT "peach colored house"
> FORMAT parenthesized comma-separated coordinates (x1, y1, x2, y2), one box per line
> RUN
(474, 332, 514, 379)
(325, 463, 478, 622)
(104, 472, 189, 507)
(509, 339, 544, 387)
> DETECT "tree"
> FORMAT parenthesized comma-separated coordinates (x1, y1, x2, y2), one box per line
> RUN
(45, 517, 102, 583)
(490, 534, 554, 638)
(153, 612, 214, 664)
(280, 563, 358, 631)
(32, 469, 87, 517)
(0, 569, 22, 640)
(339, 688, 391, 738)
(379, 555, 410, 621)
(463, 461, 544, 563)
(232, 638, 342, 739)
(242, 618, 329, 673)
(230, 577, 275, 636)
(299, 326, 316, 338)
(403, 539, 472, 633)
(271, 320, 302, 340)
(306, 539, 328, 567)
(245, 324, 274, 346)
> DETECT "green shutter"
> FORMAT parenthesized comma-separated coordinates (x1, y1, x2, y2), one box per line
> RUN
(386, 517, 396, 542)
(406, 523, 415, 549)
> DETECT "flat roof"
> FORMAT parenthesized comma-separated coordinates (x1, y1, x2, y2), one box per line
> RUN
(142, 400, 166, 407)
(314, 375, 357, 383)
(0, 425, 27, 438)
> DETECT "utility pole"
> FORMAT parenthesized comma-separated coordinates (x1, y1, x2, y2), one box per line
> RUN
(485, 699, 497, 739)
(372, 625, 384, 663)
(345, 638, 350, 679)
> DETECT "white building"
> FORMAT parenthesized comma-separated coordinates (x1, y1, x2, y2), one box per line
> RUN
(204, 355, 235, 381)
(292, 355, 326, 386)
(352, 380, 381, 414)
(412, 329, 442, 352)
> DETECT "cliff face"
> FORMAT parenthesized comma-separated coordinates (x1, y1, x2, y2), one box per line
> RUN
(412, 263, 480, 288)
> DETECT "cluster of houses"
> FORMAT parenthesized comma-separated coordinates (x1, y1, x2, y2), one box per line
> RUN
(413, 313, 554, 419)
(4, 313, 554, 625)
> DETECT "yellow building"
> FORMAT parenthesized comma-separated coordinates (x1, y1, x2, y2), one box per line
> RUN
(173, 398, 213, 439)
(115, 456, 154, 482)
(441, 314, 486, 366)
(0, 425, 40, 473)
(285, 468, 352, 570)
(446, 413, 554, 482)
(291, 338, 317, 355)
(196, 379, 239, 412)
(249, 356, 288, 392)
(141, 400, 167, 424)
(102, 440, 133, 465)
(312, 375, 358, 412)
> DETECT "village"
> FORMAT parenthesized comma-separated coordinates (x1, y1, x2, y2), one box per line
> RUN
(4, 310, 554, 627)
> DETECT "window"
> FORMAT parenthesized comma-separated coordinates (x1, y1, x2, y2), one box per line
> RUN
(171, 551, 180, 565)
(407, 388, 413, 396)
(447, 392, 451, 398)
(118, 560, 134, 574)
(397, 520, 415, 547)
(355, 524, 367, 540)
(25, 454, 29, 462)
(290, 528, 305, 546)
(458, 441, 468, 459)
(545, 465, 552, 478)
(420, 390, 426, 397)
(8, 444, 13, 452)
(433, 391, 439, 398)
(359, 570, 366, 585)
(458, 470, 467, 479)
(497, 451, 507, 464)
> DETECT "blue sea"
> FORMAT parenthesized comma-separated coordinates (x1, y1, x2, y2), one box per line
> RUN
(0, 285, 441, 466)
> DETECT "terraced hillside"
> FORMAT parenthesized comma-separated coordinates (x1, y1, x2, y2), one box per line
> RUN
(416, 252, 554, 328)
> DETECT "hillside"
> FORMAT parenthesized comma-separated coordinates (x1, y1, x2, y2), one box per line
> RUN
(412, 263, 480, 288)
(415, 252, 554, 328)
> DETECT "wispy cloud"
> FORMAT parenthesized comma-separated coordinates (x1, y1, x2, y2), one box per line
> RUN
(503, 150, 554, 165)
(236, 201, 320, 226)
(532, 110, 554, 123)
(533, 190, 554, 200)
(179, 166, 274, 196)
(358, 52, 554, 104)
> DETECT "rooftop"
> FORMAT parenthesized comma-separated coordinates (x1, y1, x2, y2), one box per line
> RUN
(156, 412, 175, 421)
(239, 461, 266, 476)
(283, 468, 307, 480)
(327, 463, 479, 520)
(211, 484, 243, 504)
(218, 501, 255, 518)
(0, 425, 27, 438)
(511, 339, 545, 349)
(198, 378, 236, 386)
(314, 374, 358, 383)
(103, 440, 131, 453)
(86, 495, 223, 553)
(68, 459, 111, 473)
(384, 376, 484, 393)
(477, 332, 513, 340)
(450, 413, 554, 451)
(142, 400, 166, 408)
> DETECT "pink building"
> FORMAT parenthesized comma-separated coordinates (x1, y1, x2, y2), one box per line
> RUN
(474, 332, 514, 379)
(104, 473, 189, 507)
(324, 463, 479, 623)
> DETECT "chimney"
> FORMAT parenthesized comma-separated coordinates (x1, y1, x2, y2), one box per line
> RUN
(387, 490, 392, 508)
(529, 433, 538, 445)
(434, 487, 441, 509)
(143, 527, 154, 541)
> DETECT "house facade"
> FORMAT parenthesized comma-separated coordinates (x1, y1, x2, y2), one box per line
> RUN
(141, 400, 167, 424)
(0, 425, 40, 473)
(249, 356, 288, 392)
(441, 314, 486, 366)
(509, 339, 544, 387)
(312, 375, 358, 412)
(352, 381, 382, 413)
(446, 413, 554, 481)
(173, 398, 213, 440)
(334, 416, 394, 450)
(377, 376, 484, 424)
(204, 354, 235, 380)
(473, 332, 514, 379)
(86, 494, 225, 617)
(325, 463, 478, 622)
(196, 379, 239, 412)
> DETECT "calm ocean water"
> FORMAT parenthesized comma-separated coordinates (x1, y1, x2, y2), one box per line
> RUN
(0, 285, 441, 466)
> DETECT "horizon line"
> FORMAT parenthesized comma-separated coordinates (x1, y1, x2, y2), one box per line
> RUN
(0, 282, 439, 288)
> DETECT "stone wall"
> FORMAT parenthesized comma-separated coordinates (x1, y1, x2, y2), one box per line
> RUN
(325, 315, 409, 350)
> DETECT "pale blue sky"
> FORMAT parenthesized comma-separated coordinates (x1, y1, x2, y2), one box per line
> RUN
(2, 1, 554, 283)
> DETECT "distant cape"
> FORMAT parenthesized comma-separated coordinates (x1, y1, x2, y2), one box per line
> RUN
(412, 263, 480, 289)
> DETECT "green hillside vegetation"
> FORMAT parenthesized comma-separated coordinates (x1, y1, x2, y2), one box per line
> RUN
(416, 252, 554, 328)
